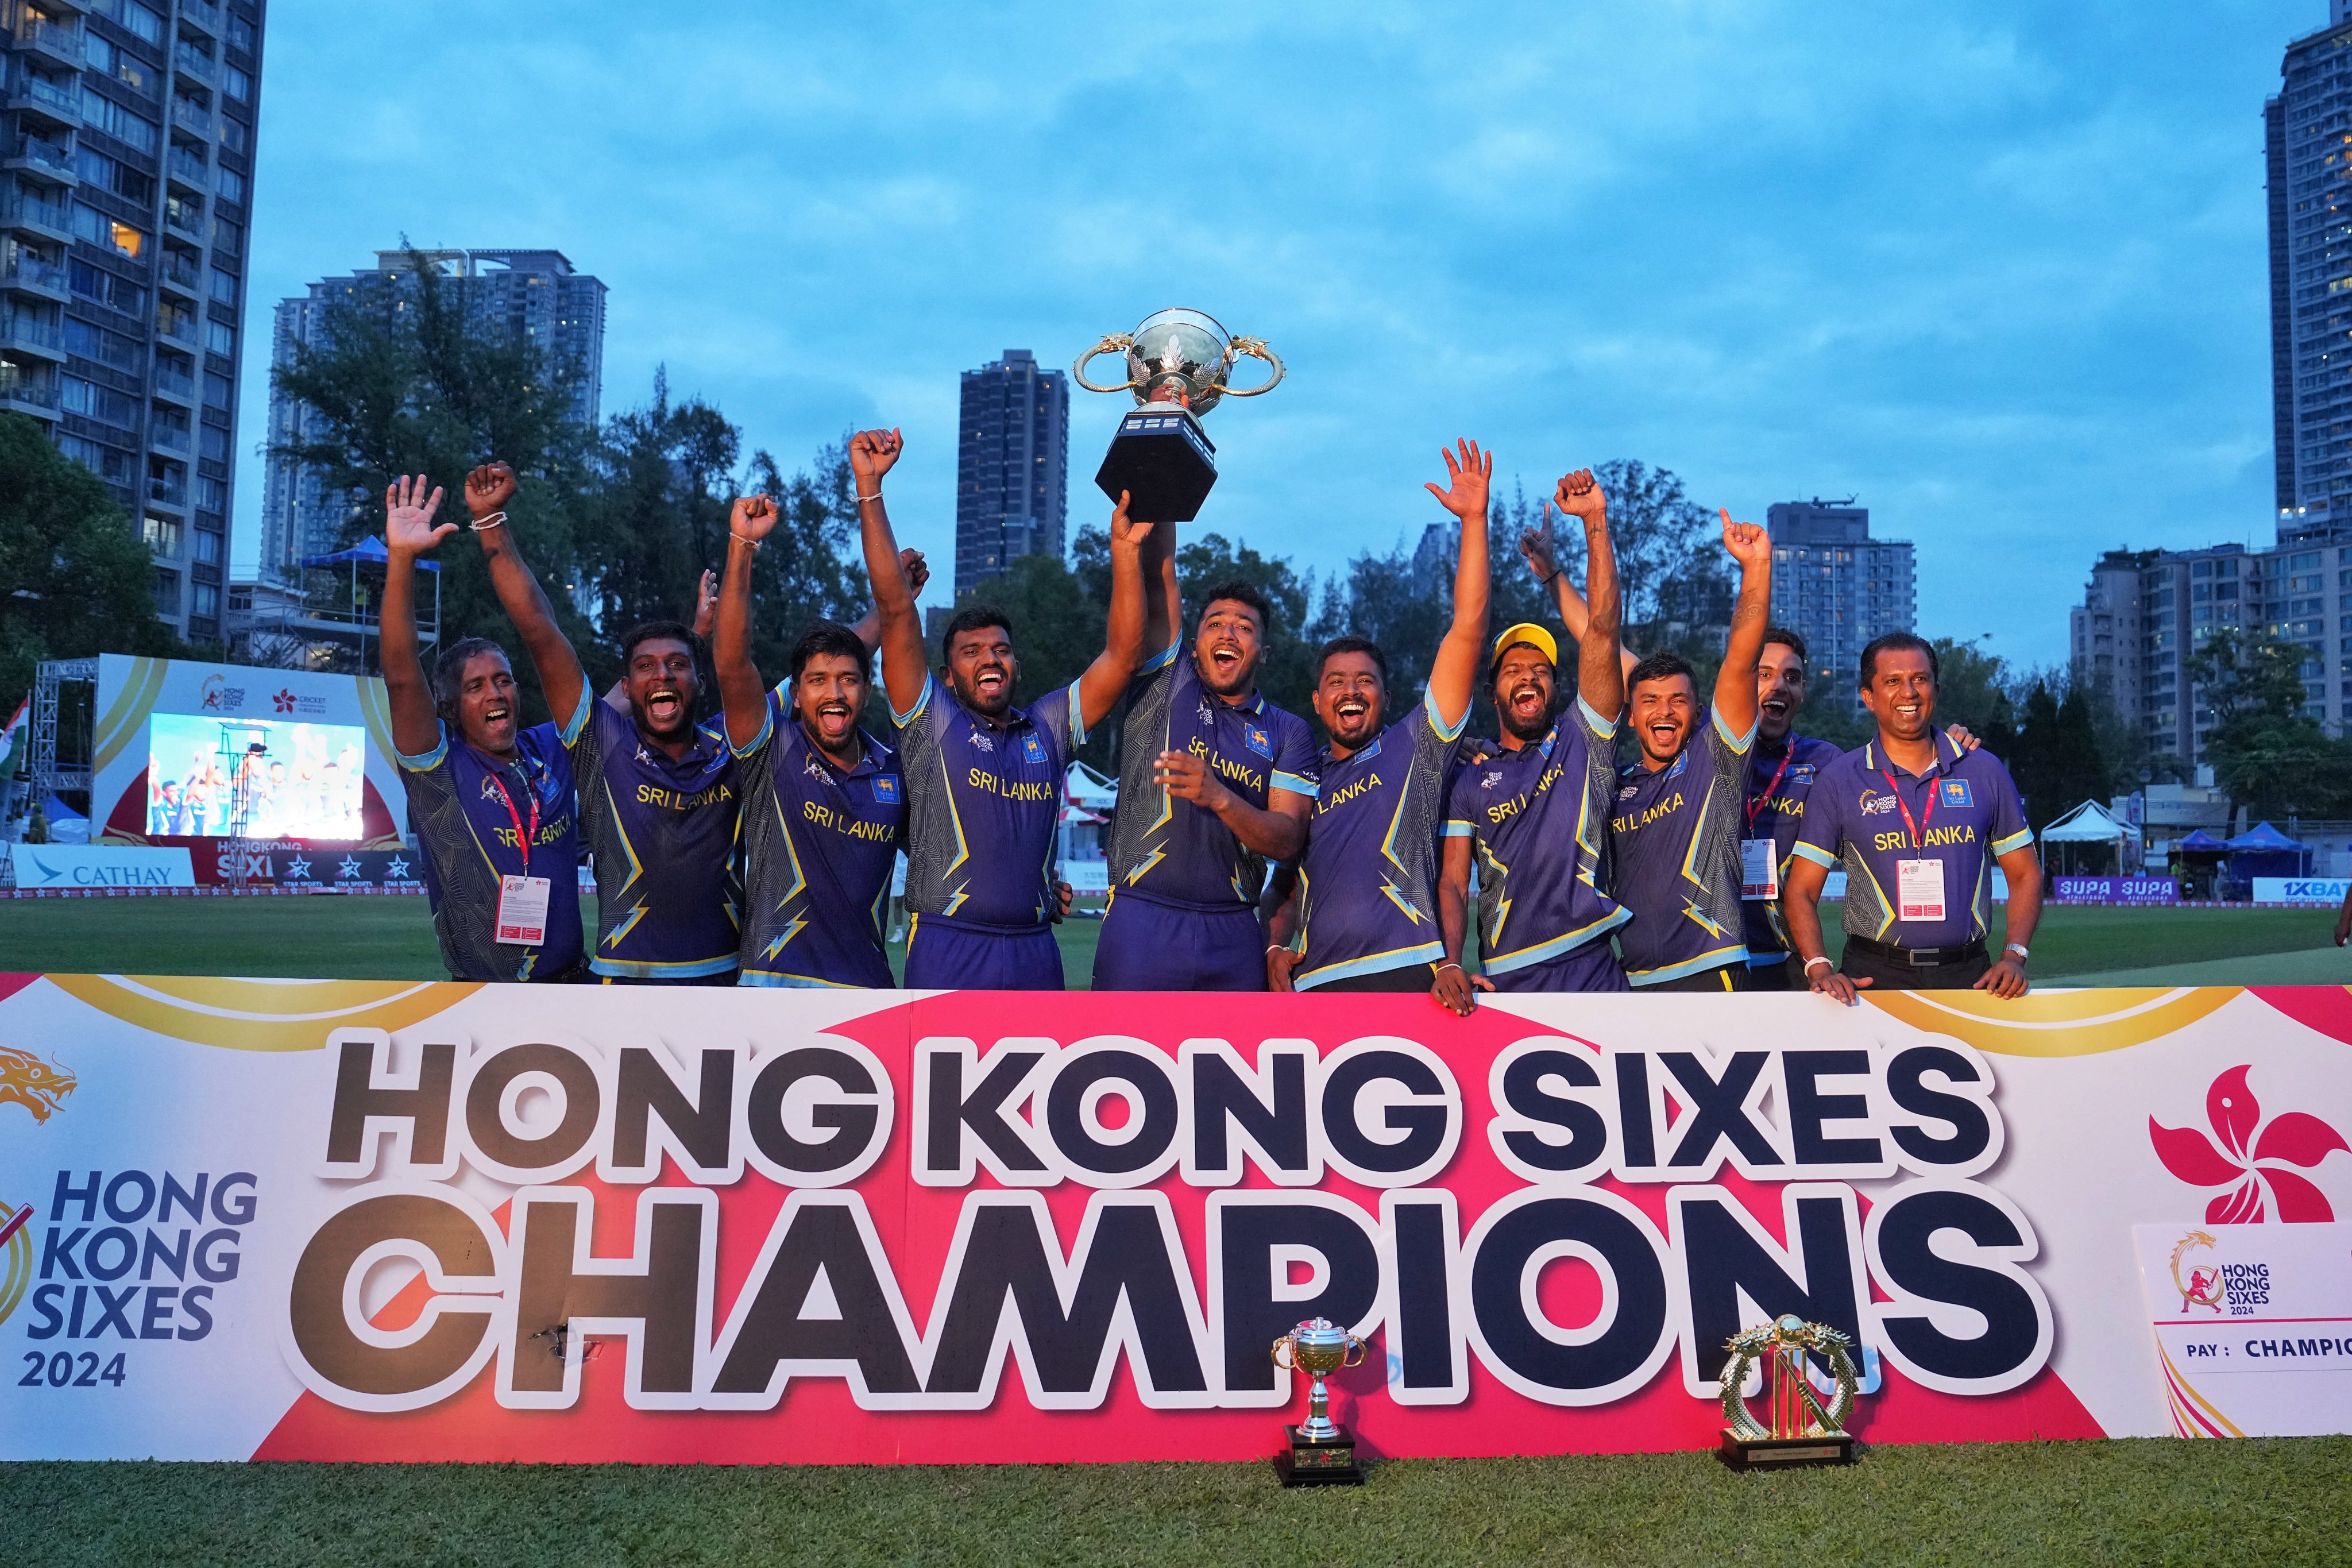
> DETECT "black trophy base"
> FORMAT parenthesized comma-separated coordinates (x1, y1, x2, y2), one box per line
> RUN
(1094, 406, 1217, 523)
(1717, 1428, 1856, 1470)
(1276, 1424, 1364, 1486)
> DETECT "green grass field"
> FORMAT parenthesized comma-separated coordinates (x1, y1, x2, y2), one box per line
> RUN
(2, 1438, 2346, 1567)
(0, 894, 2343, 987)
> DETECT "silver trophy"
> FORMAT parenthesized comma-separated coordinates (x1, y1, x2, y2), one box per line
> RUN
(1271, 1315, 1367, 1485)
(1073, 308, 1283, 523)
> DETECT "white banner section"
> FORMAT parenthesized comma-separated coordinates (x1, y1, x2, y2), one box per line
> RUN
(2134, 1222, 2352, 1436)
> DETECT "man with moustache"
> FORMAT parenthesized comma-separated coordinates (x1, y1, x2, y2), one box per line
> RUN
(1266, 439, 1493, 997)
(1739, 629, 1848, 989)
(1433, 468, 1630, 1009)
(1092, 519, 1320, 990)
(462, 461, 744, 984)
(1604, 510, 1774, 991)
(1783, 632, 2042, 998)
(381, 472, 586, 983)
(853, 427, 1156, 990)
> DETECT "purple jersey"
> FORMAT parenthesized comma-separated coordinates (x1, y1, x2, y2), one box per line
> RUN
(1791, 732, 2031, 951)
(1609, 706, 1755, 986)
(893, 673, 1080, 932)
(1741, 732, 1845, 963)
(1290, 692, 1464, 990)
(571, 698, 743, 980)
(395, 686, 588, 982)
(732, 691, 905, 988)
(1442, 698, 1629, 976)
(1105, 642, 1320, 913)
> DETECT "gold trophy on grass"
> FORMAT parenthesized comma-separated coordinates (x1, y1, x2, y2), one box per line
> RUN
(1272, 1316, 1368, 1485)
(1716, 1314, 1861, 1469)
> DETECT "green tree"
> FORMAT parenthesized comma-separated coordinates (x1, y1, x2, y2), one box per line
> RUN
(2185, 629, 2352, 819)
(0, 412, 177, 709)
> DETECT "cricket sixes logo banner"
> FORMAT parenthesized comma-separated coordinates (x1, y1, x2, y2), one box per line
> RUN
(1, 973, 2347, 1462)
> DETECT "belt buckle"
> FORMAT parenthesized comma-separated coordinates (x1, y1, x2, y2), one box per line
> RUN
(1907, 948, 1938, 967)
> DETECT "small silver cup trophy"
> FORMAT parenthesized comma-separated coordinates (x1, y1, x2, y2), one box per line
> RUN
(1073, 308, 1283, 523)
(1271, 1316, 1368, 1485)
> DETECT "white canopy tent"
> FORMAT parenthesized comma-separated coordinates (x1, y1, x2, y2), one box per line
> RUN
(2041, 798, 2133, 874)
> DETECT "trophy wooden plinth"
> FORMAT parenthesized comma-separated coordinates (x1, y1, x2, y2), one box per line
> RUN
(1093, 407, 1217, 523)
(1275, 1423, 1364, 1486)
(1717, 1428, 1856, 1470)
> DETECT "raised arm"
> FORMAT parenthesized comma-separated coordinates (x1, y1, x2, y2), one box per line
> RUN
(1422, 439, 1492, 731)
(1712, 509, 1772, 739)
(847, 428, 928, 718)
(715, 496, 779, 751)
(1139, 505, 1179, 661)
(464, 462, 586, 728)
(850, 549, 928, 652)
(1521, 504, 1638, 685)
(380, 474, 454, 758)
(1554, 470, 1624, 723)
(1074, 492, 1156, 732)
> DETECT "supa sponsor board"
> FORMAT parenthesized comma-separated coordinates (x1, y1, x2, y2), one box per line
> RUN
(0, 975, 2348, 1462)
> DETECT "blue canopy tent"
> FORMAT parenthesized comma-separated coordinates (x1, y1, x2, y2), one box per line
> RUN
(2224, 822, 2310, 891)
(2172, 828, 2231, 901)
(299, 537, 439, 669)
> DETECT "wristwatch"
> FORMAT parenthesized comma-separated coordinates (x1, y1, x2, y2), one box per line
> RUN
(2002, 943, 2029, 961)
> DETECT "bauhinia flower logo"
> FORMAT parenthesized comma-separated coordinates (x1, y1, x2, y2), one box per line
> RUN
(2149, 1064, 2350, 1222)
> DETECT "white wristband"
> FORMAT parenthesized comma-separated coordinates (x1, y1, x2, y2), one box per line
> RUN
(469, 509, 507, 532)
(1802, 956, 1832, 974)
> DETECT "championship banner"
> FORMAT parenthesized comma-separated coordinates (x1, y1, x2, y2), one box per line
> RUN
(2, 975, 2349, 1463)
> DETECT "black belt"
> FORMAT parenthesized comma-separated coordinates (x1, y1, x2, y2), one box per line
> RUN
(1845, 934, 1986, 968)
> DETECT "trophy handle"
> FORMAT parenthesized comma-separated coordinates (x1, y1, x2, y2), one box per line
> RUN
(1218, 336, 1285, 397)
(1341, 1337, 1368, 1369)
(1072, 334, 1140, 395)
(1270, 1338, 1295, 1371)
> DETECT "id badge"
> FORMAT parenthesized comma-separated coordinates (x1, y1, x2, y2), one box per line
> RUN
(496, 874, 552, 945)
(1740, 838, 1778, 901)
(1895, 858, 1947, 923)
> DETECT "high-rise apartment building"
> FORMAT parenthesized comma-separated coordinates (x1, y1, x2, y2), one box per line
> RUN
(2071, 527, 2351, 766)
(1763, 498, 1917, 689)
(954, 347, 1067, 597)
(2269, 2, 2352, 524)
(2, 0, 267, 644)
(259, 248, 607, 580)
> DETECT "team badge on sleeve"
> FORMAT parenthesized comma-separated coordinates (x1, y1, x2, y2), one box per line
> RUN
(1940, 779, 1975, 808)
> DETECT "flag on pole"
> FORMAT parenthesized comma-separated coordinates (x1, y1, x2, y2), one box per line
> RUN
(0, 694, 27, 783)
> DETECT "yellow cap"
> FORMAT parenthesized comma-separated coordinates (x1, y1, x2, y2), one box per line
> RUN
(1492, 623, 1558, 667)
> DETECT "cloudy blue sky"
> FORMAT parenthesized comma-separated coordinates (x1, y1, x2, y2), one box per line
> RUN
(237, 0, 2323, 667)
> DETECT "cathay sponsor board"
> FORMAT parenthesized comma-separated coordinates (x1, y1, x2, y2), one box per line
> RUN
(0, 845, 196, 889)
(1, 977, 2347, 1462)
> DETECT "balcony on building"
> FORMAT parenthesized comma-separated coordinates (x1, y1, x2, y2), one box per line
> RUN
(0, 354, 59, 416)
(0, 180, 70, 240)
(1, 244, 67, 299)
(14, 7, 86, 69)
(0, 307, 64, 360)
(166, 142, 208, 192)
(157, 243, 200, 297)
(4, 61, 79, 129)
(172, 39, 213, 84)
(178, 0, 223, 40)
(3, 132, 76, 186)
(152, 354, 195, 404)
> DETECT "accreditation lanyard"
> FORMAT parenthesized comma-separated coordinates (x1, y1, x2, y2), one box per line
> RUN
(1875, 741, 1947, 851)
(486, 766, 540, 874)
(1745, 748, 1793, 831)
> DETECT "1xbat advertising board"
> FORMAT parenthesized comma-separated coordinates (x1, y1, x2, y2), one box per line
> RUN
(1, 976, 2347, 1462)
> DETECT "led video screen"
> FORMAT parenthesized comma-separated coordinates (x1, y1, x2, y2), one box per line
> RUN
(144, 712, 369, 841)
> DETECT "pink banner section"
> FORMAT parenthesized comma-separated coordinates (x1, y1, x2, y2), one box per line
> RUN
(1, 975, 2347, 1462)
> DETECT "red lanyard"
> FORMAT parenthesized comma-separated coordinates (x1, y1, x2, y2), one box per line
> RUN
(1745, 747, 1793, 831)
(486, 767, 539, 872)
(1875, 740, 1943, 851)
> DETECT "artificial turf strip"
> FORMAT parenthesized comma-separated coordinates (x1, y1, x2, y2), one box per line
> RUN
(1, 897, 2345, 988)
(1, 1438, 2345, 1567)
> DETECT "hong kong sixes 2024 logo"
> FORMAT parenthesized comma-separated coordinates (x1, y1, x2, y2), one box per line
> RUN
(278, 1028, 2058, 1418)
(2149, 1064, 2350, 1223)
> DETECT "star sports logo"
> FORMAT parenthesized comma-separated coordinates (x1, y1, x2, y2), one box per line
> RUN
(2150, 1064, 2350, 1222)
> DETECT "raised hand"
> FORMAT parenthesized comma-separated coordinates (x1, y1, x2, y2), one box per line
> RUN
(1721, 507, 1771, 569)
(1154, 748, 1234, 814)
(384, 474, 453, 555)
(849, 428, 903, 489)
(902, 548, 930, 600)
(731, 493, 780, 543)
(1555, 468, 1608, 524)
(1520, 507, 1561, 584)
(692, 568, 720, 640)
(1424, 438, 1493, 522)
(464, 461, 517, 519)
(1108, 490, 1156, 554)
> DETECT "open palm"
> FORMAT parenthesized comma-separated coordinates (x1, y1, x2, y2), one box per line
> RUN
(384, 474, 451, 554)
